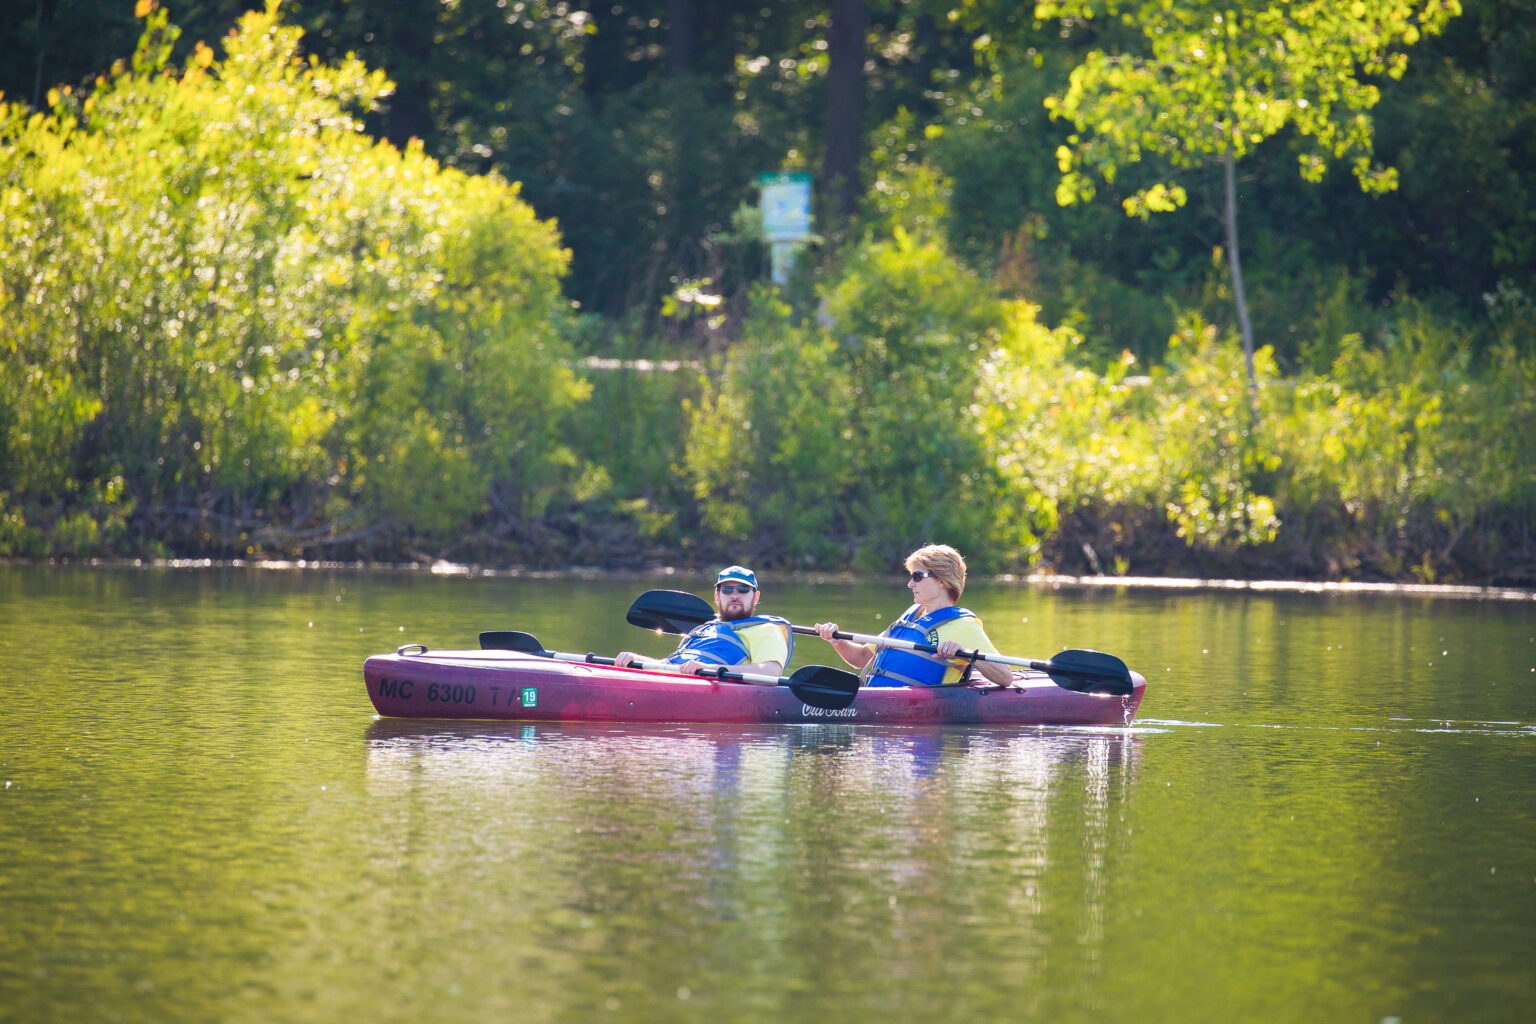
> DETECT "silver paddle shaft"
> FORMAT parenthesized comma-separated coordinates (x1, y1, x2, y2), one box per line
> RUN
(541, 649, 790, 686)
(822, 628, 1042, 670)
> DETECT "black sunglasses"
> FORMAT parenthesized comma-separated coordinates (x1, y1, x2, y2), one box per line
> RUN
(716, 583, 755, 595)
(908, 570, 935, 582)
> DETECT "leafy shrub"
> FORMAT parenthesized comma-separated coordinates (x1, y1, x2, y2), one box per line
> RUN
(0, 3, 583, 556)
(682, 287, 853, 566)
(1272, 298, 1536, 579)
(981, 308, 1280, 573)
(685, 233, 1036, 571)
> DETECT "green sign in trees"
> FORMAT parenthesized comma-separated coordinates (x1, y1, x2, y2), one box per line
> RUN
(760, 171, 814, 285)
(1038, 0, 1463, 387)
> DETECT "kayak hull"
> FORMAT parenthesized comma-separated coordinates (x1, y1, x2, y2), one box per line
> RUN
(363, 648, 1146, 727)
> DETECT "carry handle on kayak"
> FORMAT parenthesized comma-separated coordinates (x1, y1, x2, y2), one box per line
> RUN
(477, 630, 860, 711)
(624, 589, 1135, 696)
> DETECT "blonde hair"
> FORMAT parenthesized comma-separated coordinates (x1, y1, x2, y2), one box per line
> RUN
(905, 544, 967, 603)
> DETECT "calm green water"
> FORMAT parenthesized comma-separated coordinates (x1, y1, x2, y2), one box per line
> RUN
(2, 566, 1533, 1023)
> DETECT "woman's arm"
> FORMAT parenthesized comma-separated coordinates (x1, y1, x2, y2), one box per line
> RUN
(814, 622, 874, 669)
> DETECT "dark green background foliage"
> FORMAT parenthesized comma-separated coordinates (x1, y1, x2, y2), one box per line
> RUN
(2, 1, 1533, 582)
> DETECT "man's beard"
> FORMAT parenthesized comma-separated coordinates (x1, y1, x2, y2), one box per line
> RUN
(718, 602, 754, 622)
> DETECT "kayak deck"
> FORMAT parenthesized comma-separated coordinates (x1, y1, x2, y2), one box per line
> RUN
(364, 648, 1146, 727)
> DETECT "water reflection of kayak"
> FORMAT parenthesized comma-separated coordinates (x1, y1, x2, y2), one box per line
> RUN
(363, 647, 1146, 727)
(360, 719, 1146, 794)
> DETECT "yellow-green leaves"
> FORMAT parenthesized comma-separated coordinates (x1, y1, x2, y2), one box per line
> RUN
(1038, 1, 1462, 213)
(1122, 182, 1186, 219)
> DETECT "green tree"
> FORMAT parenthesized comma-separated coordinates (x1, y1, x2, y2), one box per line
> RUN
(0, 1, 583, 556)
(1037, 0, 1463, 386)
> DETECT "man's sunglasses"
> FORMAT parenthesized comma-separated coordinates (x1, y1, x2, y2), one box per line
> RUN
(908, 570, 935, 582)
(716, 584, 755, 595)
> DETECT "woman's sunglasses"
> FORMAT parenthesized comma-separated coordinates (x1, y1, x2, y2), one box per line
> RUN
(716, 583, 755, 595)
(908, 570, 935, 582)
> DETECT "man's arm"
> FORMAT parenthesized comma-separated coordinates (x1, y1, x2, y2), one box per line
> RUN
(733, 622, 789, 682)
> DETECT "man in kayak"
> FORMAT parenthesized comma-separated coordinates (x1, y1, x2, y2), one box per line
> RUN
(813, 544, 1013, 687)
(615, 565, 793, 679)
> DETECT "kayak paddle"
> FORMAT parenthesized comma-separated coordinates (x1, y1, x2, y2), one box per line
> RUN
(624, 589, 1136, 696)
(625, 588, 717, 633)
(477, 629, 861, 711)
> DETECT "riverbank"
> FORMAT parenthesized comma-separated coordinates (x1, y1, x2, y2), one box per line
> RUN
(8, 556, 1532, 603)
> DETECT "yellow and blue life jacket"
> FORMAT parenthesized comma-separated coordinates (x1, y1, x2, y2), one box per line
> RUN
(863, 604, 978, 687)
(667, 615, 794, 667)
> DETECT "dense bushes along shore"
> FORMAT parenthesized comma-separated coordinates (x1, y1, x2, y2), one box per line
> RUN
(3, 7, 1533, 583)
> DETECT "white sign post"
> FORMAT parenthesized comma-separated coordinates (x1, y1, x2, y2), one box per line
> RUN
(759, 172, 812, 285)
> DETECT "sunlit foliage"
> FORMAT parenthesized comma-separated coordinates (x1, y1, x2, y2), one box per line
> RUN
(689, 208, 1533, 580)
(1, 2, 1531, 582)
(1038, 0, 1463, 213)
(0, 2, 583, 556)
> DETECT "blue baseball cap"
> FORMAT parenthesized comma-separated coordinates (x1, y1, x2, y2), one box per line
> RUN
(715, 565, 758, 590)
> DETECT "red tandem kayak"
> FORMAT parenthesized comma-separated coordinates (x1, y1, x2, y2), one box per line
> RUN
(363, 646, 1147, 726)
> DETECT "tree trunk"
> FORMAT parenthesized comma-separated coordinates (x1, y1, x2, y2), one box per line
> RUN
(823, 0, 868, 227)
(583, 2, 629, 103)
(1224, 145, 1257, 393)
(31, 0, 47, 110)
(381, 0, 438, 149)
(668, 0, 696, 78)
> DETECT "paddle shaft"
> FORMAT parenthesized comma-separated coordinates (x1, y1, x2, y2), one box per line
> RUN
(481, 628, 861, 710)
(794, 624, 1084, 676)
(539, 648, 799, 687)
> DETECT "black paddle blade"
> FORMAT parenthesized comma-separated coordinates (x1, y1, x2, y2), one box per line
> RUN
(785, 665, 861, 711)
(625, 589, 715, 634)
(1043, 648, 1135, 696)
(479, 630, 548, 655)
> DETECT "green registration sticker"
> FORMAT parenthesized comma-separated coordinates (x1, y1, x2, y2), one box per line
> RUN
(520, 687, 538, 708)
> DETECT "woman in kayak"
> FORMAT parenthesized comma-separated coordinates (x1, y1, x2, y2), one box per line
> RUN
(814, 544, 1013, 687)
